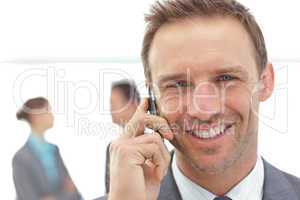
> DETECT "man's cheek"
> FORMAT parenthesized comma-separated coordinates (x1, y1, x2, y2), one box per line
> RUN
(158, 95, 183, 115)
(225, 86, 252, 109)
(225, 90, 251, 134)
(157, 97, 182, 134)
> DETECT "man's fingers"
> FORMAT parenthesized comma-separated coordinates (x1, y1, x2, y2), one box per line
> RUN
(121, 98, 174, 141)
(136, 98, 149, 113)
(130, 132, 171, 166)
(110, 133, 170, 180)
(136, 143, 168, 180)
(121, 98, 149, 139)
(144, 114, 174, 140)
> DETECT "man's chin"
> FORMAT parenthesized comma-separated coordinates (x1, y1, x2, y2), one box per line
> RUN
(191, 159, 233, 174)
(182, 150, 237, 174)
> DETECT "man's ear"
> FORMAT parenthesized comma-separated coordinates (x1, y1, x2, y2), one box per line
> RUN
(259, 62, 275, 102)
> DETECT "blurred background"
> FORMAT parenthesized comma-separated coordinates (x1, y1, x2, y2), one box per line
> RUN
(0, 0, 299, 199)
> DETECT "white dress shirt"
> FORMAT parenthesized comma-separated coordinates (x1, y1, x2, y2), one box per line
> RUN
(172, 154, 264, 200)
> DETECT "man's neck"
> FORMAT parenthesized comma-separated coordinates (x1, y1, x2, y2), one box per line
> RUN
(175, 150, 257, 196)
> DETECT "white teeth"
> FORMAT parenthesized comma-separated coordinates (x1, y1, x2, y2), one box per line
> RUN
(209, 128, 216, 138)
(221, 124, 225, 132)
(191, 124, 228, 139)
(215, 127, 220, 135)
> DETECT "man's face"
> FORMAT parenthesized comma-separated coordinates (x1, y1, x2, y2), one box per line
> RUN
(110, 88, 137, 126)
(148, 16, 264, 173)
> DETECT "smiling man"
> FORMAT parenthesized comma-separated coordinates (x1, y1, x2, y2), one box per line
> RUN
(96, 0, 300, 200)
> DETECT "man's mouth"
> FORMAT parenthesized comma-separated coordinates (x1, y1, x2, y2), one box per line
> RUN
(186, 123, 233, 140)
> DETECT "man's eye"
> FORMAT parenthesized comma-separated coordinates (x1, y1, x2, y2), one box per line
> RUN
(175, 81, 189, 88)
(217, 75, 235, 81)
(166, 81, 189, 88)
(176, 81, 188, 87)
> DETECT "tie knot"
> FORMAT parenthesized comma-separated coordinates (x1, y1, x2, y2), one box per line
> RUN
(214, 197, 232, 200)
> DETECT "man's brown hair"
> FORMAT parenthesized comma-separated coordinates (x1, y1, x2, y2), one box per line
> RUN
(142, 0, 268, 81)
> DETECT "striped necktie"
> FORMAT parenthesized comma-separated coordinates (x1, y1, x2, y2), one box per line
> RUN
(213, 197, 232, 200)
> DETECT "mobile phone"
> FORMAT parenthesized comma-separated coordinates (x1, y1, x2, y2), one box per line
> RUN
(148, 86, 158, 115)
(147, 87, 168, 144)
(145, 87, 161, 135)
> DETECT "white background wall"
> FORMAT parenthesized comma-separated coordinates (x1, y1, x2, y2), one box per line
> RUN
(0, 0, 299, 199)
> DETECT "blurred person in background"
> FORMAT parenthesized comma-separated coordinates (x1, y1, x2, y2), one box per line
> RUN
(110, 79, 141, 127)
(104, 79, 141, 193)
(13, 97, 82, 200)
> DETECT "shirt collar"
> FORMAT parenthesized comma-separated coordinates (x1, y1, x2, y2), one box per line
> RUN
(172, 154, 264, 200)
(28, 133, 54, 153)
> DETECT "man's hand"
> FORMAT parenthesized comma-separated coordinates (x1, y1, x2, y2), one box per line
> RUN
(108, 99, 173, 200)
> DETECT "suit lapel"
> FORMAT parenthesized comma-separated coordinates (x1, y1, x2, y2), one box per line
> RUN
(158, 151, 183, 200)
(159, 155, 300, 200)
(262, 159, 298, 200)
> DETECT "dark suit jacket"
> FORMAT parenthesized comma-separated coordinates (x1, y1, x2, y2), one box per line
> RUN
(104, 144, 110, 194)
(96, 154, 300, 200)
(12, 140, 82, 200)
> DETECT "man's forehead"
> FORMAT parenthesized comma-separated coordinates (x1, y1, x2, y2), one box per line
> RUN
(149, 16, 252, 56)
(148, 16, 257, 81)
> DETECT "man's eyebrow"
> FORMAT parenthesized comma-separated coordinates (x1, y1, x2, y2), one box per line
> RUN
(156, 66, 249, 85)
(214, 65, 247, 75)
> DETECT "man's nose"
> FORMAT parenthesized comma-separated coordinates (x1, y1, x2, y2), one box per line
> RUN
(187, 82, 222, 120)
